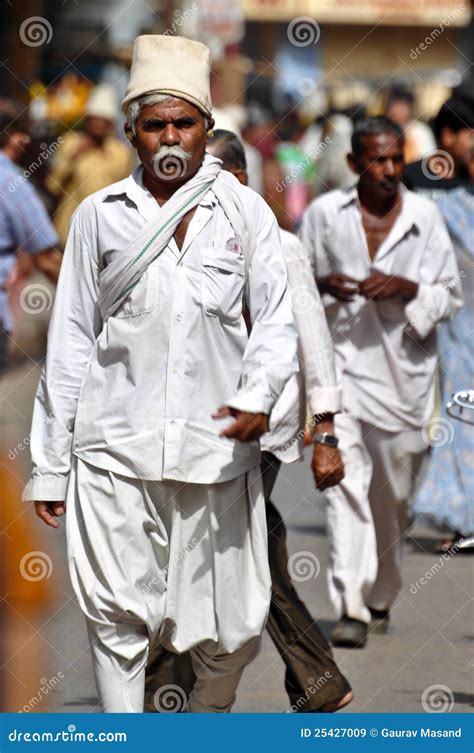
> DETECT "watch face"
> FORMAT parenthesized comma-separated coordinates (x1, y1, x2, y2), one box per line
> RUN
(314, 433, 338, 447)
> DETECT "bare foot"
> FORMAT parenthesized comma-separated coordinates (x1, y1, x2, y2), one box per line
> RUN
(320, 689, 354, 713)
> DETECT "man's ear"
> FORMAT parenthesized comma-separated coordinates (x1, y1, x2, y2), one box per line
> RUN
(347, 151, 359, 175)
(206, 117, 215, 136)
(124, 124, 136, 147)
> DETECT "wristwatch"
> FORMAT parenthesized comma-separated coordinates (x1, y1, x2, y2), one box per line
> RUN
(312, 432, 339, 448)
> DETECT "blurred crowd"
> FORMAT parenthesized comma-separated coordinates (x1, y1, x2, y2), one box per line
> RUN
(0, 62, 473, 712)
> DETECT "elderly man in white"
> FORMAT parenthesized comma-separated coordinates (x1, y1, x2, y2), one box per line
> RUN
(23, 35, 298, 713)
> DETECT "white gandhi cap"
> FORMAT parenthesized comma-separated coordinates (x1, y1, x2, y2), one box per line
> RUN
(122, 35, 212, 117)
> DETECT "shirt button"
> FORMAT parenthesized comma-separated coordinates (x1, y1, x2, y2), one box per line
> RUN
(176, 314, 183, 321)
(172, 368, 178, 374)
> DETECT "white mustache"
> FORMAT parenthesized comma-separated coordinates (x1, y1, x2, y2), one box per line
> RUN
(152, 145, 193, 163)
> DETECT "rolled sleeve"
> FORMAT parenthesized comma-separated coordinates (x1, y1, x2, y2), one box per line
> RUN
(283, 230, 341, 417)
(405, 207, 463, 340)
(226, 198, 298, 415)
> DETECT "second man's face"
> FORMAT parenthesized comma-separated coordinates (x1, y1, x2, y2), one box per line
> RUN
(352, 133, 405, 197)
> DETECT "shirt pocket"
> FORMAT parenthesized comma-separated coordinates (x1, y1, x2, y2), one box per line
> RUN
(115, 264, 161, 318)
(201, 246, 245, 322)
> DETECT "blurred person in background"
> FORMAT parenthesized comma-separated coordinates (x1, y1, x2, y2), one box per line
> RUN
(300, 116, 462, 648)
(312, 113, 356, 198)
(404, 94, 474, 200)
(0, 102, 61, 377)
(45, 84, 134, 248)
(145, 130, 353, 714)
(412, 172, 474, 553)
(384, 84, 436, 163)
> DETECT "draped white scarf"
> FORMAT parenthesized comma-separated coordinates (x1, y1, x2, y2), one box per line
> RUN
(98, 154, 254, 321)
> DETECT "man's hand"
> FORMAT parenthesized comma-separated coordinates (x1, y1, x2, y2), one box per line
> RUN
(212, 407, 269, 442)
(317, 274, 360, 302)
(359, 271, 418, 302)
(34, 501, 65, 529)
(312, 444, 344, 491)
(311, 416, 344, 491)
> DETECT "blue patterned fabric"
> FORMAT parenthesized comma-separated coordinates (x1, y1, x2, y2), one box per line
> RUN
(413, 187, 474, 535)
(0, 152, 58, 330)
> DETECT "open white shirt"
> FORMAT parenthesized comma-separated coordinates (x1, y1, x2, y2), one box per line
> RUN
(300, 185, 463, 432)
(23, 166, 298, 501)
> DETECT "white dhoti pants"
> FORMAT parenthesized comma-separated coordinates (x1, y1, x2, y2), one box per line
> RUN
(66, 458, 271, 712)
(325, 414, 426, 624)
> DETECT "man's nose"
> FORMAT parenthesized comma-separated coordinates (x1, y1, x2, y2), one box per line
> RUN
(384, 160, 395, 176)
(161, 124, 180, 145)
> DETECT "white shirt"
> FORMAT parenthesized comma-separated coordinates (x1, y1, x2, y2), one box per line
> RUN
(263, 229, 341, 462)
(23, 167, 298, 501)
(300, 186, 463, 432)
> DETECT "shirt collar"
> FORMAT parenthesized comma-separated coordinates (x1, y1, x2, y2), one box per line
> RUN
(101, 163, 218, 221)
(341, 183, 419, 234)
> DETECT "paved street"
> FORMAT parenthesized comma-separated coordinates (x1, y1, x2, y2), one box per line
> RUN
(1, 356, 472, 715)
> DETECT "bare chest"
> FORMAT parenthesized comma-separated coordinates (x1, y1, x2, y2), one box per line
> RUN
(360, 204, 401, 261)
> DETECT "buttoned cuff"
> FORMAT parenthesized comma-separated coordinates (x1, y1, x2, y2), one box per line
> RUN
(307, 386, 341, 418)
(22, 475, 69, 503)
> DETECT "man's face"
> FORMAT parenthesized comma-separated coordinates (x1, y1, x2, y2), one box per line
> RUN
(349, 133, 405, 198)
(385, 99, 413, 127)
(86, 116, 113, 144)
(127, 97, 212, 186)
(440, 126, 474, 173)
